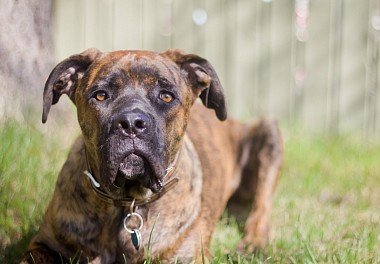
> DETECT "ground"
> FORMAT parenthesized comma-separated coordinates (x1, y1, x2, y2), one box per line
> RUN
(0, 120, 379, 263)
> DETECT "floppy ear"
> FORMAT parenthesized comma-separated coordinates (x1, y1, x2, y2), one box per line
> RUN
(42, 48, 102, 123)
(163, 49, 227, 121)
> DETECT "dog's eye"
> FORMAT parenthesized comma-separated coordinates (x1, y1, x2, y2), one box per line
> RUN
(93, 91, 108, 102)
(159, 91, 174, 103)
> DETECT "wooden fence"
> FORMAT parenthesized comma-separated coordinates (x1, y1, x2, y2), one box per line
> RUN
(52, 0, 380, 138)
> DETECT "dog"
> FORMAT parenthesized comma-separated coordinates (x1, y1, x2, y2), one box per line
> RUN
(21, 48, 283, 263)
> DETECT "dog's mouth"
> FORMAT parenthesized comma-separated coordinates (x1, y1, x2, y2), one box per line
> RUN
(118, 153, 146, 180)
(113, 153, 164, 194)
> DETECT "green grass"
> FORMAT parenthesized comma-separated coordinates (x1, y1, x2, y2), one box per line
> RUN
(0, 121, 379, 263)
(0, 120, 66, 261)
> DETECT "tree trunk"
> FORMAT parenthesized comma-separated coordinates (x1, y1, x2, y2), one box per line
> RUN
(0, 0, 54, 120)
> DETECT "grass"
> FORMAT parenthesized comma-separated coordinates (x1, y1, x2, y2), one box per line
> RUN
(0, 120, 379, 263)
(0, 120, 67, 261)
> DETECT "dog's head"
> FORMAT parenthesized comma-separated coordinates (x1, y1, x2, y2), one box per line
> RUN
(43, 48, 226, 198)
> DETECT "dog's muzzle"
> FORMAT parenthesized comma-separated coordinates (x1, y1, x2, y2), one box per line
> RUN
(105, 108, 167, 192)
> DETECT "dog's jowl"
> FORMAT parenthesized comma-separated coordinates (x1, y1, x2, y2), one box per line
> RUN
(21, 49, 283, 263)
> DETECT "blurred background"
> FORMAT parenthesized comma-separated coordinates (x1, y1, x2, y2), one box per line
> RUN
(1, 0, 380, 262)
(1, 0, 379, 139)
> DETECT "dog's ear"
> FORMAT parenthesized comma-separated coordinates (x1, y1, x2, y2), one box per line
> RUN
(42, 48, 102, 123)
(164, 49, 227, 121)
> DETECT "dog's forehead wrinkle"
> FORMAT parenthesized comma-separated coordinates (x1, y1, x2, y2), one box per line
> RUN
(128, 64, 164, 81)
(125, 55, 179, 83)
(84, 55, 121, 88)
(92, 67, 127, 86)
(85, 52, 138, 89)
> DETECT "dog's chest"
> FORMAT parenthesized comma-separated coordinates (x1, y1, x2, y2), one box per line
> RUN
(115, 201, 199, 263)
(115, 139, 203, 262)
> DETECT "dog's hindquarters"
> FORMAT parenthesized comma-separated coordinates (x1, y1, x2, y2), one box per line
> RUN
(229, 118, 283, 251)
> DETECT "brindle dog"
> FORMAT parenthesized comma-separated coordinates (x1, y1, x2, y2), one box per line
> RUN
(21, 48, 283, 263)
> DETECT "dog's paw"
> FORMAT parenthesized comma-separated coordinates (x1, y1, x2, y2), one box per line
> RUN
(237, 220, 269, 257)
(20, 248, 63, 264)
(236, 238, 268, 260)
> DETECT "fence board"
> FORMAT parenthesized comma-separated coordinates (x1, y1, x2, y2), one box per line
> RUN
(53, 0, 85, 59)
(303, 0, 331, 132)
(171, 1, 196, 52)
(340, 0, 368, 133)
(269, 0, 293, 121)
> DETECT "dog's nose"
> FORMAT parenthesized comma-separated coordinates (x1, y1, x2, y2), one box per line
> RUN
(113, 111, 151, 137)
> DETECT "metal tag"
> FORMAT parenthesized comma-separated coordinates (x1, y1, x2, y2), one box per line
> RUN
(131, 229, 142, 250)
